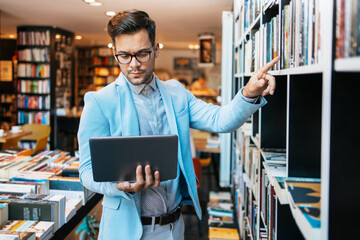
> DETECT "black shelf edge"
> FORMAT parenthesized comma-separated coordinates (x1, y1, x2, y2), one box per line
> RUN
(17, 92, 50, 95)
(17, 45, 50, 48)
(18, 61, 51, 64)
(17, 108, 50, 112)
(17, 77, 50, 80)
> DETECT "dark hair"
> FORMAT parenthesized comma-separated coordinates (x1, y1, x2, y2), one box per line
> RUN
(107, 10, 156, 46)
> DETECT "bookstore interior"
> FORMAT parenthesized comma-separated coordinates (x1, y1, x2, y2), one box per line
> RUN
(0, 0, 359, 239)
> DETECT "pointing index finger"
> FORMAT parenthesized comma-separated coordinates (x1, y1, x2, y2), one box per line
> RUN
(259, 56, 280, 73)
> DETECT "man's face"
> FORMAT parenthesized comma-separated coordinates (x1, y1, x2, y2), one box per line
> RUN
(113, 28, 159, 85)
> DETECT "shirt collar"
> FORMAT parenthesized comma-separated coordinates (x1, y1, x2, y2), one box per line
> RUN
(124, 73, 157, 95)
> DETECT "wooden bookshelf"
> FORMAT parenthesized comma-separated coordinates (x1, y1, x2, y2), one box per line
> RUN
(91, 47, 120, 91)
(75, 47, 92, 107)
(16, 26, 75, 149)
(228, 0, 360, 239)
(75, 46, 120, 107)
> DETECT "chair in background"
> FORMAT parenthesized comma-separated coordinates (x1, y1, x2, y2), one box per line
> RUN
(19, 124, 51, 155)
(193, 157, 202, 189)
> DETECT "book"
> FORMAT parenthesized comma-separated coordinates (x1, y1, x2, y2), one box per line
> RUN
(208, 214, 236, 229)
(207, 202, 234, 218)
(0, 220, 54, 240)
(0, 203, 9, 226)
(23, 194, 65, 230)
(0, 230, 36, 240)
(285, 178, 321, 239)
(209, 191, 232, 204)
(262, 152, 286, 165)
(208, 227, 239, 240)
(7, 200, 55, 223)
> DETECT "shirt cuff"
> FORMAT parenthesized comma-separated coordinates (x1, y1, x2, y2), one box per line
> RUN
(240, 87, 259, 104)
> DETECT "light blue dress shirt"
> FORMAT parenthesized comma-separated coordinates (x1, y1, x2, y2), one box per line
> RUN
(124, 75, 181, 218)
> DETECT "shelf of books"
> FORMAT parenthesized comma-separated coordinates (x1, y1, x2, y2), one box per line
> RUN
(0, 148, 102, 240)
(16, 26, 52, 126)
(91, 47, 120, 91)
(16, 26, 75, 149)
(207, 191, 240, 240)
(229, 0, 359, 239)
(75, 47, 120, 107)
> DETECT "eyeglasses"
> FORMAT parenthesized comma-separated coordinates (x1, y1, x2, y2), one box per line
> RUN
(114, 46, 154, 64)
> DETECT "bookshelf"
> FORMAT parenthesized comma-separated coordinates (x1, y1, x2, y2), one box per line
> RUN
(91, 47, 120, 91)
(75, 47, 120, 107)
(75, 47, 92, 107)
(0, 39, 17, 126)
(16, 26, 74, 149)
(229, 0, 360, 239)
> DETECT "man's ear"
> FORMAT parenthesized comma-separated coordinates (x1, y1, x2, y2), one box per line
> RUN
(154, 42, 160, 58)
(112, 45, 120, 63)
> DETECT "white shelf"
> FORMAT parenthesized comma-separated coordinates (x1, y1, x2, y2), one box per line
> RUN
(263, 0, 278, 13)
(263, 162, 288, 203)
(334, 57, 360, 72)
(271, 177, 289, 204)
(286, 191, 321, 240)
(234, 73, 243, 78)
(244, 72, 252, 77)
(268, 64, 324, 76)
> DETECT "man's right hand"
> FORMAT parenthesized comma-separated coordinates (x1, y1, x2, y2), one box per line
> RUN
(116, 165, 160, 193)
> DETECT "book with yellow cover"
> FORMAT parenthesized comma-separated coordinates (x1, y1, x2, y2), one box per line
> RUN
(208, 227, 239, 240)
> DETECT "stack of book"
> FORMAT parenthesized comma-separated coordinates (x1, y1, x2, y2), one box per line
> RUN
(0, 149, 94, 238)
(207, 191, 239, 240)
(0, 220, 54, 240)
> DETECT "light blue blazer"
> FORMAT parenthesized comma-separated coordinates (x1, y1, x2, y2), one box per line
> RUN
(77, 73, 266, 240)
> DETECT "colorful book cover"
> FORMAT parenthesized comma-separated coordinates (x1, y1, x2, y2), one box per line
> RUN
(209, 227, 239, 240)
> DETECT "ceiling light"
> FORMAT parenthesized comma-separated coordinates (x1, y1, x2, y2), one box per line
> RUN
(108, 43, 113, 48)
(9, 34, 16, 39)
(89, 1, 102, 6)
(188, 44, 194, 49)
(106, 11, 116, 17)
(159, 43, 163, 49)
(84, 0, 95, 3)
(55, 34, 61, 39)
(194, 44, 200, 49)
(75, 35, 82, 40)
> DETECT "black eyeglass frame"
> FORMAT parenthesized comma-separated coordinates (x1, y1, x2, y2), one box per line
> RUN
(114, 46, 155, 65)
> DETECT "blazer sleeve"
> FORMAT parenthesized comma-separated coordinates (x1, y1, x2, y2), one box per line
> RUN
(188, 89, 267, 133)
(77, 92, 132, 200)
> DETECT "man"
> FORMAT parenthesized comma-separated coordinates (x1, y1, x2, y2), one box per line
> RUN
(78, 10, 279, 240)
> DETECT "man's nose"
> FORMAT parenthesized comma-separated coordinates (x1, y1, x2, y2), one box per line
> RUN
(129, 55, 141, 68)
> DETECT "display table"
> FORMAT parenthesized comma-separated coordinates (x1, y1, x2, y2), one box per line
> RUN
(0, 130, 32, 149)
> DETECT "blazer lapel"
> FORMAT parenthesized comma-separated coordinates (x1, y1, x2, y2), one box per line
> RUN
(115, 74, 140, 136)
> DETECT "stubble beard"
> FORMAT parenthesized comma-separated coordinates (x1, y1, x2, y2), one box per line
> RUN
(124, 67, 154, 85)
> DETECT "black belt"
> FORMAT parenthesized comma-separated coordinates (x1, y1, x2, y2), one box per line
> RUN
(141, 206, 182, 226)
